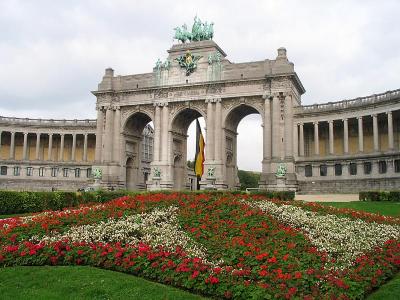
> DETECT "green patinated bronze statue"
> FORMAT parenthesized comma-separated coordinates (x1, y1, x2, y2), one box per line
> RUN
(173, 16, 214, 43)
(276, 163, 287, 178)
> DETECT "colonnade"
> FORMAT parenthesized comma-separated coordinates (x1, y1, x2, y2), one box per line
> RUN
(297, 111, 397, 157)
(0, 130, 94, 162)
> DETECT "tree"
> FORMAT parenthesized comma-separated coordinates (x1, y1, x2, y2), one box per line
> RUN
(237, 170, 260, 190)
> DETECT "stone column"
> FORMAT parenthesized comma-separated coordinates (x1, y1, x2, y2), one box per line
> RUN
(113, 106, 121, 162)
(83, 133, 88, 161)
(293, 123, 298, 159)
(299, 123, 304, 156)
(343, 118, 349, 154)
(161, 103, 169, 162)
(271, 94, 280, 158)
(153, 104, 161, 162)
(9, 131, 15, 159)
(214, 99, 222, 162)
(387, 111, 394, 150)
(35, 133, 41, 160)
(372, 114, 379, 152)
(206, 99, 215, 161)
(284, 94, 293, 159)
(103, 106, 114, 162)
(328, 120, 334, 155)
(0, 131, 2, 157)
(357, 116, 363, 152)
(71, 133, 76, 161)
(313, 121, 319, 156)
(47, 133, 53, 160)
(263, 96, 271, 161)
(59, 134, 65, 161)
(22, 132, 28, 160)
(94, 107, 104, 162)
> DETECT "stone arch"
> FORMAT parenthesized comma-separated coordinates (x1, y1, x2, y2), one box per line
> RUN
(223, 103, 263, 189)
(224, 103, 263, 132)
(170, 105, 206, 134)
(123, 111, 154, 190)
(170, 107, 205, 190)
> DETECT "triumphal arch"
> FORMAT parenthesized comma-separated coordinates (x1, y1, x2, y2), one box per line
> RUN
(92, 18, 304, 191)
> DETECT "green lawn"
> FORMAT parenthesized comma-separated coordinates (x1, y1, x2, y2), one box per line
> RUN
(0, 266, 206, 300)
(320, 201, 400, 217)
(367, 272, 400, 300)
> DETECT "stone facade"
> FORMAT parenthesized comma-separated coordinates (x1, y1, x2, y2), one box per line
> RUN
(2, 39, 400, 193)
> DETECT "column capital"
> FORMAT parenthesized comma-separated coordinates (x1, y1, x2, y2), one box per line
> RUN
(262, 93, 272, 100)
(23, 132, 28, 136)
(313, 121, 319, 125)
(372, 113, 377, 118)
(298, 122, 304, 126)
(357, 116, 363, 120)
(342, 118, 348, 122)
(48, 133, 53, 137)
(328, 120, 334, 124)
(386, 111, 392, 116)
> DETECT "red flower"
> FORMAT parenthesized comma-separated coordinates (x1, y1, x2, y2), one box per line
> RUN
(191, 270, 199, 279)
(294, 271, 302, 279)
(267, 256, 277, 263)
(259, 269, 268, 277)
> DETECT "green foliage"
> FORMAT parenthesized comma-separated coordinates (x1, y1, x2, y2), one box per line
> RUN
(237, 170, 260, 190)
(359, 191, 400, 202)
(0, 190, 139, 215)
(249, 190, 295, 201)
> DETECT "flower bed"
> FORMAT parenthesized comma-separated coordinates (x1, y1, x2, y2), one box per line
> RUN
(1, 192, 399, 299)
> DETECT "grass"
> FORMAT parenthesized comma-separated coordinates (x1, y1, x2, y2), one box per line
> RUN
(367, 272, 400, 300)
(319, 201, 400, 217)
(0, 266, 206, 300)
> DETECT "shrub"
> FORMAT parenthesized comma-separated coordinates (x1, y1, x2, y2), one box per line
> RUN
(0, 190, 138, 215)
(359, 191, 400, 202)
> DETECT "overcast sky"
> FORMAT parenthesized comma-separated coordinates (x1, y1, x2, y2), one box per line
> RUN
(1, 1, 399, 171)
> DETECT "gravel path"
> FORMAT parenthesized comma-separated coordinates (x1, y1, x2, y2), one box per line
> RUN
(295, 194, 359, 202)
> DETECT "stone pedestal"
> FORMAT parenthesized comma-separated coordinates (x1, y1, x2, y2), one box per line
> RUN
(259, 173, 298, 191)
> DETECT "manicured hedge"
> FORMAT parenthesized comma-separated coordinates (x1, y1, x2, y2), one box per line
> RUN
(0, 190, 139, 215)
(359, 191, 400, 202)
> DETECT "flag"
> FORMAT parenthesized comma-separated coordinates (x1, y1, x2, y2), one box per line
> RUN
(194, 119, 205, 177)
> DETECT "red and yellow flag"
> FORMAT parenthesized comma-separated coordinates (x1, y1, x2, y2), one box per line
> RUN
(194, 119, 205, 177)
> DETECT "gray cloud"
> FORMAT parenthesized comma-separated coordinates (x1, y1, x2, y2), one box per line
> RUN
(1, 0, 399, 170)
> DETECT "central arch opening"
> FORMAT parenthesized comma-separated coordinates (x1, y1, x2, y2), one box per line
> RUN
(123, 112, 153, 190)
(224, 104, 262, 189)
(171, 107, 205, 190)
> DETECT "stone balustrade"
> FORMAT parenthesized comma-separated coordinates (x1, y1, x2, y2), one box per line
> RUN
(295, 89, 400, 114)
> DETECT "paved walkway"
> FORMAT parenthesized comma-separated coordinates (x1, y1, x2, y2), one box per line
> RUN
(295, 194, 359, 202)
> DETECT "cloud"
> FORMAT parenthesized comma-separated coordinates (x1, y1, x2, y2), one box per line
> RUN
(0, 0, 399, 171)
